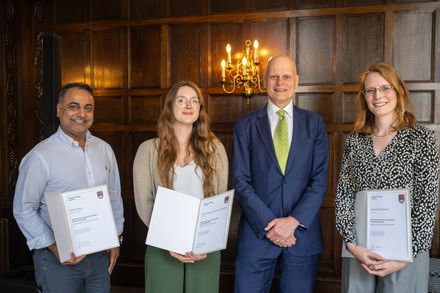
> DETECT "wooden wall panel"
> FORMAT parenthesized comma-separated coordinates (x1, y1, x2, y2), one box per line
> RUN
(129, 131, 158, 190)
(296, 93, 333, 123)
(293, 0, 336, 10)
(341, 93, 358, 124)
(251, 94, 271, 110)
(318, 206, 341, 277)
(211, 0, 244, 14)
(395, 0, 432, 2)
(344, 0, 383, 5)
(297, 17, 335, 84)
(129, 95, 162, 124)
(92, 29, 127, 89)
(91, 0, 127, 21)
(170, 25, 202, 84)
(130, 26, 161, 89)
(210, 23, 243, 87)
(92, 131, 127, 189)
(129, 0, 163, 19)
(54, 0, 90, 25)
(169, 0, 204, 17)
(412, 91, 433, 123)
(208, 94, 244, 123)
(94, 96, 125, 124)
(121, 199, 148, 259)
(394, 11, 432, 81)
(326, 132, 337, 199)
(342, 14, 384, 83)
(253, 0, 289, 11)
(252, 20, 289, 61)
(60, 32, 91, 85)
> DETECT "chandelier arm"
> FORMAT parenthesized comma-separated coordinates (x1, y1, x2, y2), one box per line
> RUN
(222, 82, 236, 94)
(256, 75, 266, 93)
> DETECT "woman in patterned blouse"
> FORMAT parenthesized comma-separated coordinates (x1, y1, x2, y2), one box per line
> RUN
(336, 63, 440, 293)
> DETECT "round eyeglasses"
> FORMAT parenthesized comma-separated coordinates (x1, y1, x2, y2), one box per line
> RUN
(175, 97, 201, 108)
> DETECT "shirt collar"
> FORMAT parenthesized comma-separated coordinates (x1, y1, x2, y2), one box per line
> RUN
(267, 99, 293, 118)
(57, 127, 92, 147)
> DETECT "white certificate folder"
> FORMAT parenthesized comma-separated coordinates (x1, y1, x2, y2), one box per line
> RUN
(146, 186, 234, 255)
(45, 185, 119, 263)
(342, 189, 412, 262)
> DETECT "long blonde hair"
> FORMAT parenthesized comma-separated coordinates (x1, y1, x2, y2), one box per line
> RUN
(354, 63, 416, 135)
(156, 81, 219, 197)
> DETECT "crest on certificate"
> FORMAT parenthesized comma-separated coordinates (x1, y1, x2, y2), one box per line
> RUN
(398, 193, 405, 204)
(224, 196, 230, 204)
(97, 190, 104, 199)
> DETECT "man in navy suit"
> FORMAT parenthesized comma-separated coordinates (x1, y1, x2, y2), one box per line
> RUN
(233, 55, 329, 293)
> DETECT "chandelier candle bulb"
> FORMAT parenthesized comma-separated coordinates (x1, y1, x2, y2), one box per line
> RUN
(226, 44, 232, 65)
(221, 59, 226, 79)
(242, 57, 247, 76)
(253, 40, 259, 61)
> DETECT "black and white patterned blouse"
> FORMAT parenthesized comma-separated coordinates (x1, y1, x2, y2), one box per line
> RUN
(336, 124, 440, 257)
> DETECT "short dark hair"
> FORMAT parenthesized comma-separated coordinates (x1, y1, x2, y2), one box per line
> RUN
(58, 82, 94, 104)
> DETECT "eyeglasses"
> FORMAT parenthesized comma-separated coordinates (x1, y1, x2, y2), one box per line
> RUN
(268, 75, 293, 82)
(362, 85, 394, 97)
(175, 97, 201, 108)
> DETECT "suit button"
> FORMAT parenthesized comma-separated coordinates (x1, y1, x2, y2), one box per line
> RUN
(284, 178, 288, 184)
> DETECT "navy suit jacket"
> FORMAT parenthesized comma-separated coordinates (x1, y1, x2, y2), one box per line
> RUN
(233, 104, 329, 258)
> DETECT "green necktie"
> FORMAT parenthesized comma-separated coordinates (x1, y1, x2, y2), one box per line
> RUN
(273, 109, 289, 174)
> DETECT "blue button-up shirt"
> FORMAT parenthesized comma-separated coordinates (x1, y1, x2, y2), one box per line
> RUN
(13, 127, 124, 250)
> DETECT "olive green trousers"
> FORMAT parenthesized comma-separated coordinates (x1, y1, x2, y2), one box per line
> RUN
(145, 245, 220, 293)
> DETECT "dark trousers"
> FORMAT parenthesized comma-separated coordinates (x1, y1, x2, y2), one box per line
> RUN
(234, 250, 320, 293)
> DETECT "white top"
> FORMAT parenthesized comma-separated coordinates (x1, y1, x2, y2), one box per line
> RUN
(173, 161, 203, 199)
(267, 99, 294, 145)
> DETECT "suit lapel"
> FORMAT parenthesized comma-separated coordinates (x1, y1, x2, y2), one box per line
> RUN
(255, 106, 282, 174)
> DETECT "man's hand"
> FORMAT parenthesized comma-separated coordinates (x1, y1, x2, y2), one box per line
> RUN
(108, 247, 120, 274)
(47, 243, 85, 265)
(264, 216, 299, 247)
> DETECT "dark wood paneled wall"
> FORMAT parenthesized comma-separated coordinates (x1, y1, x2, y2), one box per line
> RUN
(1, 0, 440, 292)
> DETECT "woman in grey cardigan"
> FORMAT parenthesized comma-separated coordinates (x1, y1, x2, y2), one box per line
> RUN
(133, 81, 228, 293)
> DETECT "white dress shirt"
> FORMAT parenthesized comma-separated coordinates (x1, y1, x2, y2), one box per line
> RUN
(267, 99, 294, 145)
(13, 127, 124, 250)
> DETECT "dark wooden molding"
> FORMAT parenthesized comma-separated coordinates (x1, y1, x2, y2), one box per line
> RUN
(0, 218, 9, 274)
(33, 0, 47, 142)
(6, 0, 18, 200)
(54, 2, 440, 33)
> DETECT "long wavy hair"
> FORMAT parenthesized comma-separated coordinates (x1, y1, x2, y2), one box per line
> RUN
(354, 63, 416, 135)
(156, 81, 219, 197)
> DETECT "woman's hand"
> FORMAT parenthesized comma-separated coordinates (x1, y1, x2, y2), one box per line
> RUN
(346, 243, 384, 266)
(185, 252, 207, 262)
(361, 260, 408, 277)
(169, 251, 207, 263)
(169, 251, 195, 263)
